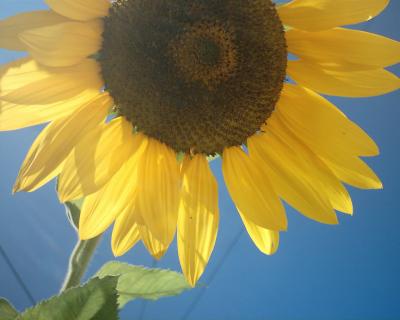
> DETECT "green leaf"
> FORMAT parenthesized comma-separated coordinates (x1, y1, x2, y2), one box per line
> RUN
(64, 199, 83, 231)
(0, 298, 18, 320)
(17, 277, 119, 320)
(96, 261, 192, 308)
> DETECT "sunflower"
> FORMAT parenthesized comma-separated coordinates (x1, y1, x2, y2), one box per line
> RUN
(1, 0, 399, 286)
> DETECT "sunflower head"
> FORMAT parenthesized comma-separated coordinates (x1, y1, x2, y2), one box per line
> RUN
(100, 0, 287, 155)
(1, 0, 398, 288)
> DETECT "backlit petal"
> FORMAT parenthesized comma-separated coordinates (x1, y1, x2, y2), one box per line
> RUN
(222, 147, 287, 231)
(136, 211, 169, 260)
(265, 115, 353, 215)
(321, 155, 382, 190)
(14, 94, 111, 192)
(0, 10, 68, 51)
(275, 85, 382, 190)
(178, 155, 219, 287)
(0, 90, 101, 131)
(286, 28, 400, 69)
(278, 0, 389, 31)
(0, 58, 103, 104)
(112, 203, 141, 257)
(79, 134, 147, 240)
(19, 20, 103, 67)
(249, 134, 338, 224)
(45, 0, 110, 21)
(288, 60, 400, 97)
(79, 190, 119, 240)
(0, 56, 103, 131)
(276, 84, 379, 157)
(238, 210, 280, 255)
(136, 137, 180, 247)
(58, 117, 137, 202)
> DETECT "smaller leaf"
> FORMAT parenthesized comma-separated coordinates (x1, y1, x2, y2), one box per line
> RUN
(96, 261, 192, 308)
(17, 277, 119, 320)
(64, 199, 83, 231)
(0, 298, 18, 320)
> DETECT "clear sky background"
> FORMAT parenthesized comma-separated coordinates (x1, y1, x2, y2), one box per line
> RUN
(0, 1, 399, 319)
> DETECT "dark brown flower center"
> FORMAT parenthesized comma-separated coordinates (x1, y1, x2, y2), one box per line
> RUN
(100, 0, 287, 155)
(169, 22, 237, 90)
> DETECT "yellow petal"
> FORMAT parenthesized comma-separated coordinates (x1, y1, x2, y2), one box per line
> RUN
(45, 0, 110, 21)
(136, 137, 180, 247)
(58, 117, 138, 202)
(136, 211, 169, 260)
(286, 28, 400, 69)
(278, 0, 389, 31)
(14, 94, 111, 192)
(287, 60, 400, 97)
(0, 90, 101, 131)
(238, 210, 280, 255)
(321, 155, 382, 190)
(275, 86, 382, 190)
(0, 56, 103, 131)
(248, 133, 338, 224)
(112, 203, 141, 257)
(222, 146, 287, 231)
(265, 115, 353, 215)
(79, 134, 147, 240)
(79, 191, 119, 241)
(276, 84, 379, 157)
(140, 227, 169, 260)
(14, 126, 65, 193)
(178, 155, 219, 287)
(0, 10, 68, 51)
(19, 20, 103, 67)
(0, 58, 103, 104)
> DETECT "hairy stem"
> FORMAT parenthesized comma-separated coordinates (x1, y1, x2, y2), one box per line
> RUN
(60, 235, 102, 292)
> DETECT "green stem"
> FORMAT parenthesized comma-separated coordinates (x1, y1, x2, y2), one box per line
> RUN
(60, 235, 102, 292)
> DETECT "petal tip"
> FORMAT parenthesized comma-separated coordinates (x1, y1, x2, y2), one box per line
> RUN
(186, 277, 197, 288)
(12, 182, 20, 194)
(152, 251, 166, 260)
(111, 246, 124, 257)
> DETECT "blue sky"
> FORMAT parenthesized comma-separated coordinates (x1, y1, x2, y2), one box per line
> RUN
(0, 1, 399, 319)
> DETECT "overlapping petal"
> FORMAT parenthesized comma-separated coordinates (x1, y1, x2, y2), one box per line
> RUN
(249, 133, 338, 224)
(321, 155, 382, 190)
(222, 147, 287, 231)
(13, 94, 112, 193)
(0, 57, 103, 131)
(79, 133, 148, 240)
(275, 87, 382, 190)
(288, 60, 400, 97)
(136, 211, 170, 260)
(19, 20, 103, 67)
(265, 115, 353, 215)
(0, 58, 103, 104)
(276, 84, 379, 157)
(58, 117, 140, 202)
(112, 203, 141, 257)
(0, 10, 68, 51)
(0, 90, 102, 131)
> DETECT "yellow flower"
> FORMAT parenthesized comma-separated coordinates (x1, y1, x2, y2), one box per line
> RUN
(1, 0, 399, 286)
